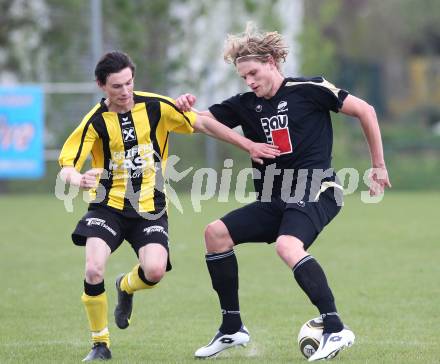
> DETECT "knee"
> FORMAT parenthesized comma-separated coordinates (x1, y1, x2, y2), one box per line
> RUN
(204, 221, 233, 253)
(275, 238, 291, 260)
(275, 236, 306, 266)
(204, 221, 221, 243)
(85, 260, 105, 284)
(141, 264, 166, 283)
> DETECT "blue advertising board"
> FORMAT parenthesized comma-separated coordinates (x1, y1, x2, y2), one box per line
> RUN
(0, 86, 44, 179)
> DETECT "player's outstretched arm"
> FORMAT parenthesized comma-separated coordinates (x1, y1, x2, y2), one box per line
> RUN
(175, 93, 280, 164)
(60, 166, 102, 189)
(193, 114, 280, 165)
(176, 93, 280, 164)
(340, 95, 392, 195)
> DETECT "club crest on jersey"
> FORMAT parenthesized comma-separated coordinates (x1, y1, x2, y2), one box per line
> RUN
(123, 127, 136, 142)
(255, 104, 262, 112)
(260, 114, 292, 154)
(277, 100, 288, 113)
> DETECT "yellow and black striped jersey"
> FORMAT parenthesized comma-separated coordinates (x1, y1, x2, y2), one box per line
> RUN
(59, 91, 197, 217)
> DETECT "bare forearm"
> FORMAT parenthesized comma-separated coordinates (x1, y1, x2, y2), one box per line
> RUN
(358, 106, 386, 167)
(60, 166, 101, 189)
(341, 95, 386, 168)
(339, 94, 391, 193)
(195, 114, 252, 153)
(192, 112, 280, 164)
(60, 166, 82, 186)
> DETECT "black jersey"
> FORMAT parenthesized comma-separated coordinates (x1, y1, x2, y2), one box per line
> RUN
(209, 77, 348, 199)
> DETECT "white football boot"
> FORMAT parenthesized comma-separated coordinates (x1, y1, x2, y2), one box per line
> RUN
(308, 328, 355, 361)
(194, 325, 250, 358)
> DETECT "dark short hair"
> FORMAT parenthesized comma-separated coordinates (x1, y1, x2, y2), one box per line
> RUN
(94, 51, 136, 85)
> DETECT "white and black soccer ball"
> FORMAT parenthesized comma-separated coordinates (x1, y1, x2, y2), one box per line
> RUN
(297, 317, 324, 359)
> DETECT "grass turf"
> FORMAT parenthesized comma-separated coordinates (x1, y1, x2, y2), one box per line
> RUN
(0, 191, 439, 363)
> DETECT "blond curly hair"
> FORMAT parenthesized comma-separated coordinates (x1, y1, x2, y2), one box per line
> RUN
(224, 22, 289, 71)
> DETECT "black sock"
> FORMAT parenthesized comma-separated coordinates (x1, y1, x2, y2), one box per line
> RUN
(206, 249, 242, 334)
(84, 280, 105, 296)
(321, 312, 343, 334)
(293, 256, 343, 333)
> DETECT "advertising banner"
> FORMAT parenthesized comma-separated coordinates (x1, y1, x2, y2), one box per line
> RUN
(0, 86, 44, 179)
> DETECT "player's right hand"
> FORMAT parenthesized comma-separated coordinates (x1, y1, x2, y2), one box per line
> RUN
(80, 168, 103, 189)
(175, 93, 196, 112)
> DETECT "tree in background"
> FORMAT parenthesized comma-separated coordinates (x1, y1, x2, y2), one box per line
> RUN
(299, 0, 440, 189)
(165, 0, 303, 171)
(167, 0, 302, 107)
(1, 0, 438, 190)
(103, 0, 172, 93)
(298, 1, 340, 80)
(300, 0, 440, 119)
(0, 0, 50, 82)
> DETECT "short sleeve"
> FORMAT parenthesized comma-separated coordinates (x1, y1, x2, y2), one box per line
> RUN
(287, 77, 349, 113)
(160, 101, 196, 134)
(58, 118, 99, 171)
(209, 94, 244, 128)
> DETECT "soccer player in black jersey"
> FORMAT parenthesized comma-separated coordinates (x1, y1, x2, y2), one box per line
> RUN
(58, 51, 278, 361)
(176, 24, 391, 361)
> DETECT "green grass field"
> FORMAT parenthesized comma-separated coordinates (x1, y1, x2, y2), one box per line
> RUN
(1, 191, 439, 363)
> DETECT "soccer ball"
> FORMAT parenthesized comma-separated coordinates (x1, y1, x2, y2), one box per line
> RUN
(297, 317, 324, 359)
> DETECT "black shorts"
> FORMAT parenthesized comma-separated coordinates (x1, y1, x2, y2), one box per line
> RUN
(221, 187, 342, 249)
(72, 207, 172, 270)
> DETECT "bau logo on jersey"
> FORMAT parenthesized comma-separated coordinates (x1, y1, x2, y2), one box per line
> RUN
(260, 114, 292, 154)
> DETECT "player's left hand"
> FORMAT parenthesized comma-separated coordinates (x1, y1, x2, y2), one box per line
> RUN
(369, 166, 391, 196)
(249, 142, 280, 164)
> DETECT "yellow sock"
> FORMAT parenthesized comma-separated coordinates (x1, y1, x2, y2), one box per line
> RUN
(120, 264, 156, 294)
(81, 292, 110, 347)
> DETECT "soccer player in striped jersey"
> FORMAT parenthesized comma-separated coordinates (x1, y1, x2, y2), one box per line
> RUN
(58, 51, 279, 361)
(176, 24, 391, 361)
